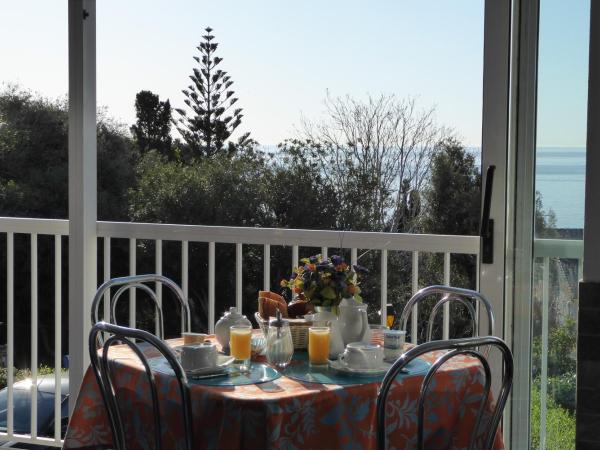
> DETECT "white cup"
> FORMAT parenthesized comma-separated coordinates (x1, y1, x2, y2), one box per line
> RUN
(339, 342, 384, 370)
(383, 330, 406, 361)
(180, 342, 218, 371)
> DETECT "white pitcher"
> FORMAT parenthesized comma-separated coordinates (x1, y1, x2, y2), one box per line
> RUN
(338, 297, 370, 345)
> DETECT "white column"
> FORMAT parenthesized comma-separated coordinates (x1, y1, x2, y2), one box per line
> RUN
(480, 0, 511, 444)
(68, 0, 97, 413)
(480, 0, 511, 341)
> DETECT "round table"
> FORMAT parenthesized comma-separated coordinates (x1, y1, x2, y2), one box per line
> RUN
(63, 337, 504, 450)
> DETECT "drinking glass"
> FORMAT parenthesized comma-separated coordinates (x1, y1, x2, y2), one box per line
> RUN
(308, 326, 330, 367)
(369, 324, 388, 346)
(230, 325, 252, 371)
(386, 303, 395, 328)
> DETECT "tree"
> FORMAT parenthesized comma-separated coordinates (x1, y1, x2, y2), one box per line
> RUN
(421, 138, 481, 236)
(174, 27, 253, 158)
(298, 93, 450, 232)
(130, 90, 173, 157)
(535, 190, 558, 238)
(270, 139, 340, 229)
(0, 85, 136, 220)
(0, 86, 137, 367)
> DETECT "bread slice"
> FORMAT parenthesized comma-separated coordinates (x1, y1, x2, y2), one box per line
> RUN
(258, 291, 288, 319)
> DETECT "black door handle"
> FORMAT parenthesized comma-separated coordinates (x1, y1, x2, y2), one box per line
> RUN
(480, 165, 496, 264)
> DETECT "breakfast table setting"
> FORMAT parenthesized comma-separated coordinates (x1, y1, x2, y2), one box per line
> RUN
(64, 255, 504, 449)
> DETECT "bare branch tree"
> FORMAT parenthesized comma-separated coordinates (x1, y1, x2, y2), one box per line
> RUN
(298, 93, 452, 232)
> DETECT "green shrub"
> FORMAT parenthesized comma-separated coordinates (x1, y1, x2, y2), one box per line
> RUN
(532, 318, 577, 379)
(530, 380, 576, 450)
(548, 372, 576, 412)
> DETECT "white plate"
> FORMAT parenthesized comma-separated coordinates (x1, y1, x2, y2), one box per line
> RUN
(328, 358, 392, 376)
(183, 354, 235, 376)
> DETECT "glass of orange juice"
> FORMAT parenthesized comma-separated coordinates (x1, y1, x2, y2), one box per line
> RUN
(308, 326, 330, 367)
(230, 325, 252, 371)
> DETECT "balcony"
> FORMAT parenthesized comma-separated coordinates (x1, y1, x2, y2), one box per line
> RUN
(1, 0, 598, 449)
(0, 215, 583, 447)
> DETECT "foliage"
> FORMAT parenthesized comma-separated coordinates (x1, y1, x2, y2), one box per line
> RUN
(548, 372, 576, 412)
(268, 140, 340, 229)
(0, 85, 137, 221)
(415, 140, 480, 339)
(530, 380, 576, 450)
(280, 254, 369, 307)
(535, 190, 558, 238)
(97, 116, 139, 221)
(174, 27, 253, 157)
(0, 86, 68, 218)
(532, 318, 577, 379)
(421, 138, 481, 236)
(131, 90, 173, 157)
(0, 366, 60, 390)
(128, 150, 269, 226)
(298, 93, 450, 232)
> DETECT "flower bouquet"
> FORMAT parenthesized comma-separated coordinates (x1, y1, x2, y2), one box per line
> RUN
(280, 254, 369, 307)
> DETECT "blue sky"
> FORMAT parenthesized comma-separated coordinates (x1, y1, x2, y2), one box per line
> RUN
(0, 0, 589, 147)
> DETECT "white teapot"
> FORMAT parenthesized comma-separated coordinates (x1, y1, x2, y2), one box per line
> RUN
(214, 307, 252, 353)
(337, 297, 370, 345)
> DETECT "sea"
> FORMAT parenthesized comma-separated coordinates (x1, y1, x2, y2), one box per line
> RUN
(468, 147, 584, 230)
(261, 145, 586, 230)
(474, 147, 586, 230)
(534, 147, 585, 230)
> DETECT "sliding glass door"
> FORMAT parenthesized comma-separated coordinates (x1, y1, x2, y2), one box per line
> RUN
(511, 1, 589, 448)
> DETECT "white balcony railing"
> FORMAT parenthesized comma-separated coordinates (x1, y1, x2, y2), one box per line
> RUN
(1, 217, 582, 447)
(0, 216, 481, 446)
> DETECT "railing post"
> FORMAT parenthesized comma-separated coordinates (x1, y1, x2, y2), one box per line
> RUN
(68, 0, 97, 413)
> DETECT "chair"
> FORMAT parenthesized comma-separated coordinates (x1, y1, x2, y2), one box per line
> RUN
(399, 285, 494, 343)
(91, 274, 191, 339)
(89, 321, 194, 450)
(376, 336, 513, 450)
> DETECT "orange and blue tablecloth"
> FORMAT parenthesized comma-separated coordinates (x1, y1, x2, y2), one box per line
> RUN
(63, 338, 503, 449)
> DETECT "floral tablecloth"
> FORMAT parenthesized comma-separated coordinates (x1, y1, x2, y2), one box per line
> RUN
(64, 338, 503, 450)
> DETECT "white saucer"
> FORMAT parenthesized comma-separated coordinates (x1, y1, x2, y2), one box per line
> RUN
(328, 358, 392, 376)
(183, 355, 235, 376)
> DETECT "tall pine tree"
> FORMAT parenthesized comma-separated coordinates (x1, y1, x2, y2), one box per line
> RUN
(174, 27, 252, 157)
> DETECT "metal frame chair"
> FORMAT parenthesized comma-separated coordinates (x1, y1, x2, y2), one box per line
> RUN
(89, 321, 194, 450)
(376, 336, 513, 450)
(399, 285, 495, 343)
(91, 274, 191, 339)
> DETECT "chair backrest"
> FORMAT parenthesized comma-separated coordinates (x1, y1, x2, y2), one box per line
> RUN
(399, 285, 494, 343)
(91, 274, 191, 339)
(376, 336, 513, 450)
(89, 321, 194, 450)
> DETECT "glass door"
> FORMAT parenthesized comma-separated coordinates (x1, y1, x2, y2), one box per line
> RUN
(530, 1, 589, 448)
(510, 1, 589, 448)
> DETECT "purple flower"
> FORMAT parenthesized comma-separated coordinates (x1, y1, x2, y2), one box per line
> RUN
(331, 255, 344, 266)
(309, 255, 319, 263)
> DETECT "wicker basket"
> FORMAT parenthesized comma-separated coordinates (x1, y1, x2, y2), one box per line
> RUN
(255, 312, 311, 350)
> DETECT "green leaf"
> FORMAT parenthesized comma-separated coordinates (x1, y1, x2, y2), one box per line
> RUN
(320, 286, 336, 300)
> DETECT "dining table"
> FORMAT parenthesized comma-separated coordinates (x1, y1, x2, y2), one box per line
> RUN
(63, 335, 504, 450)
